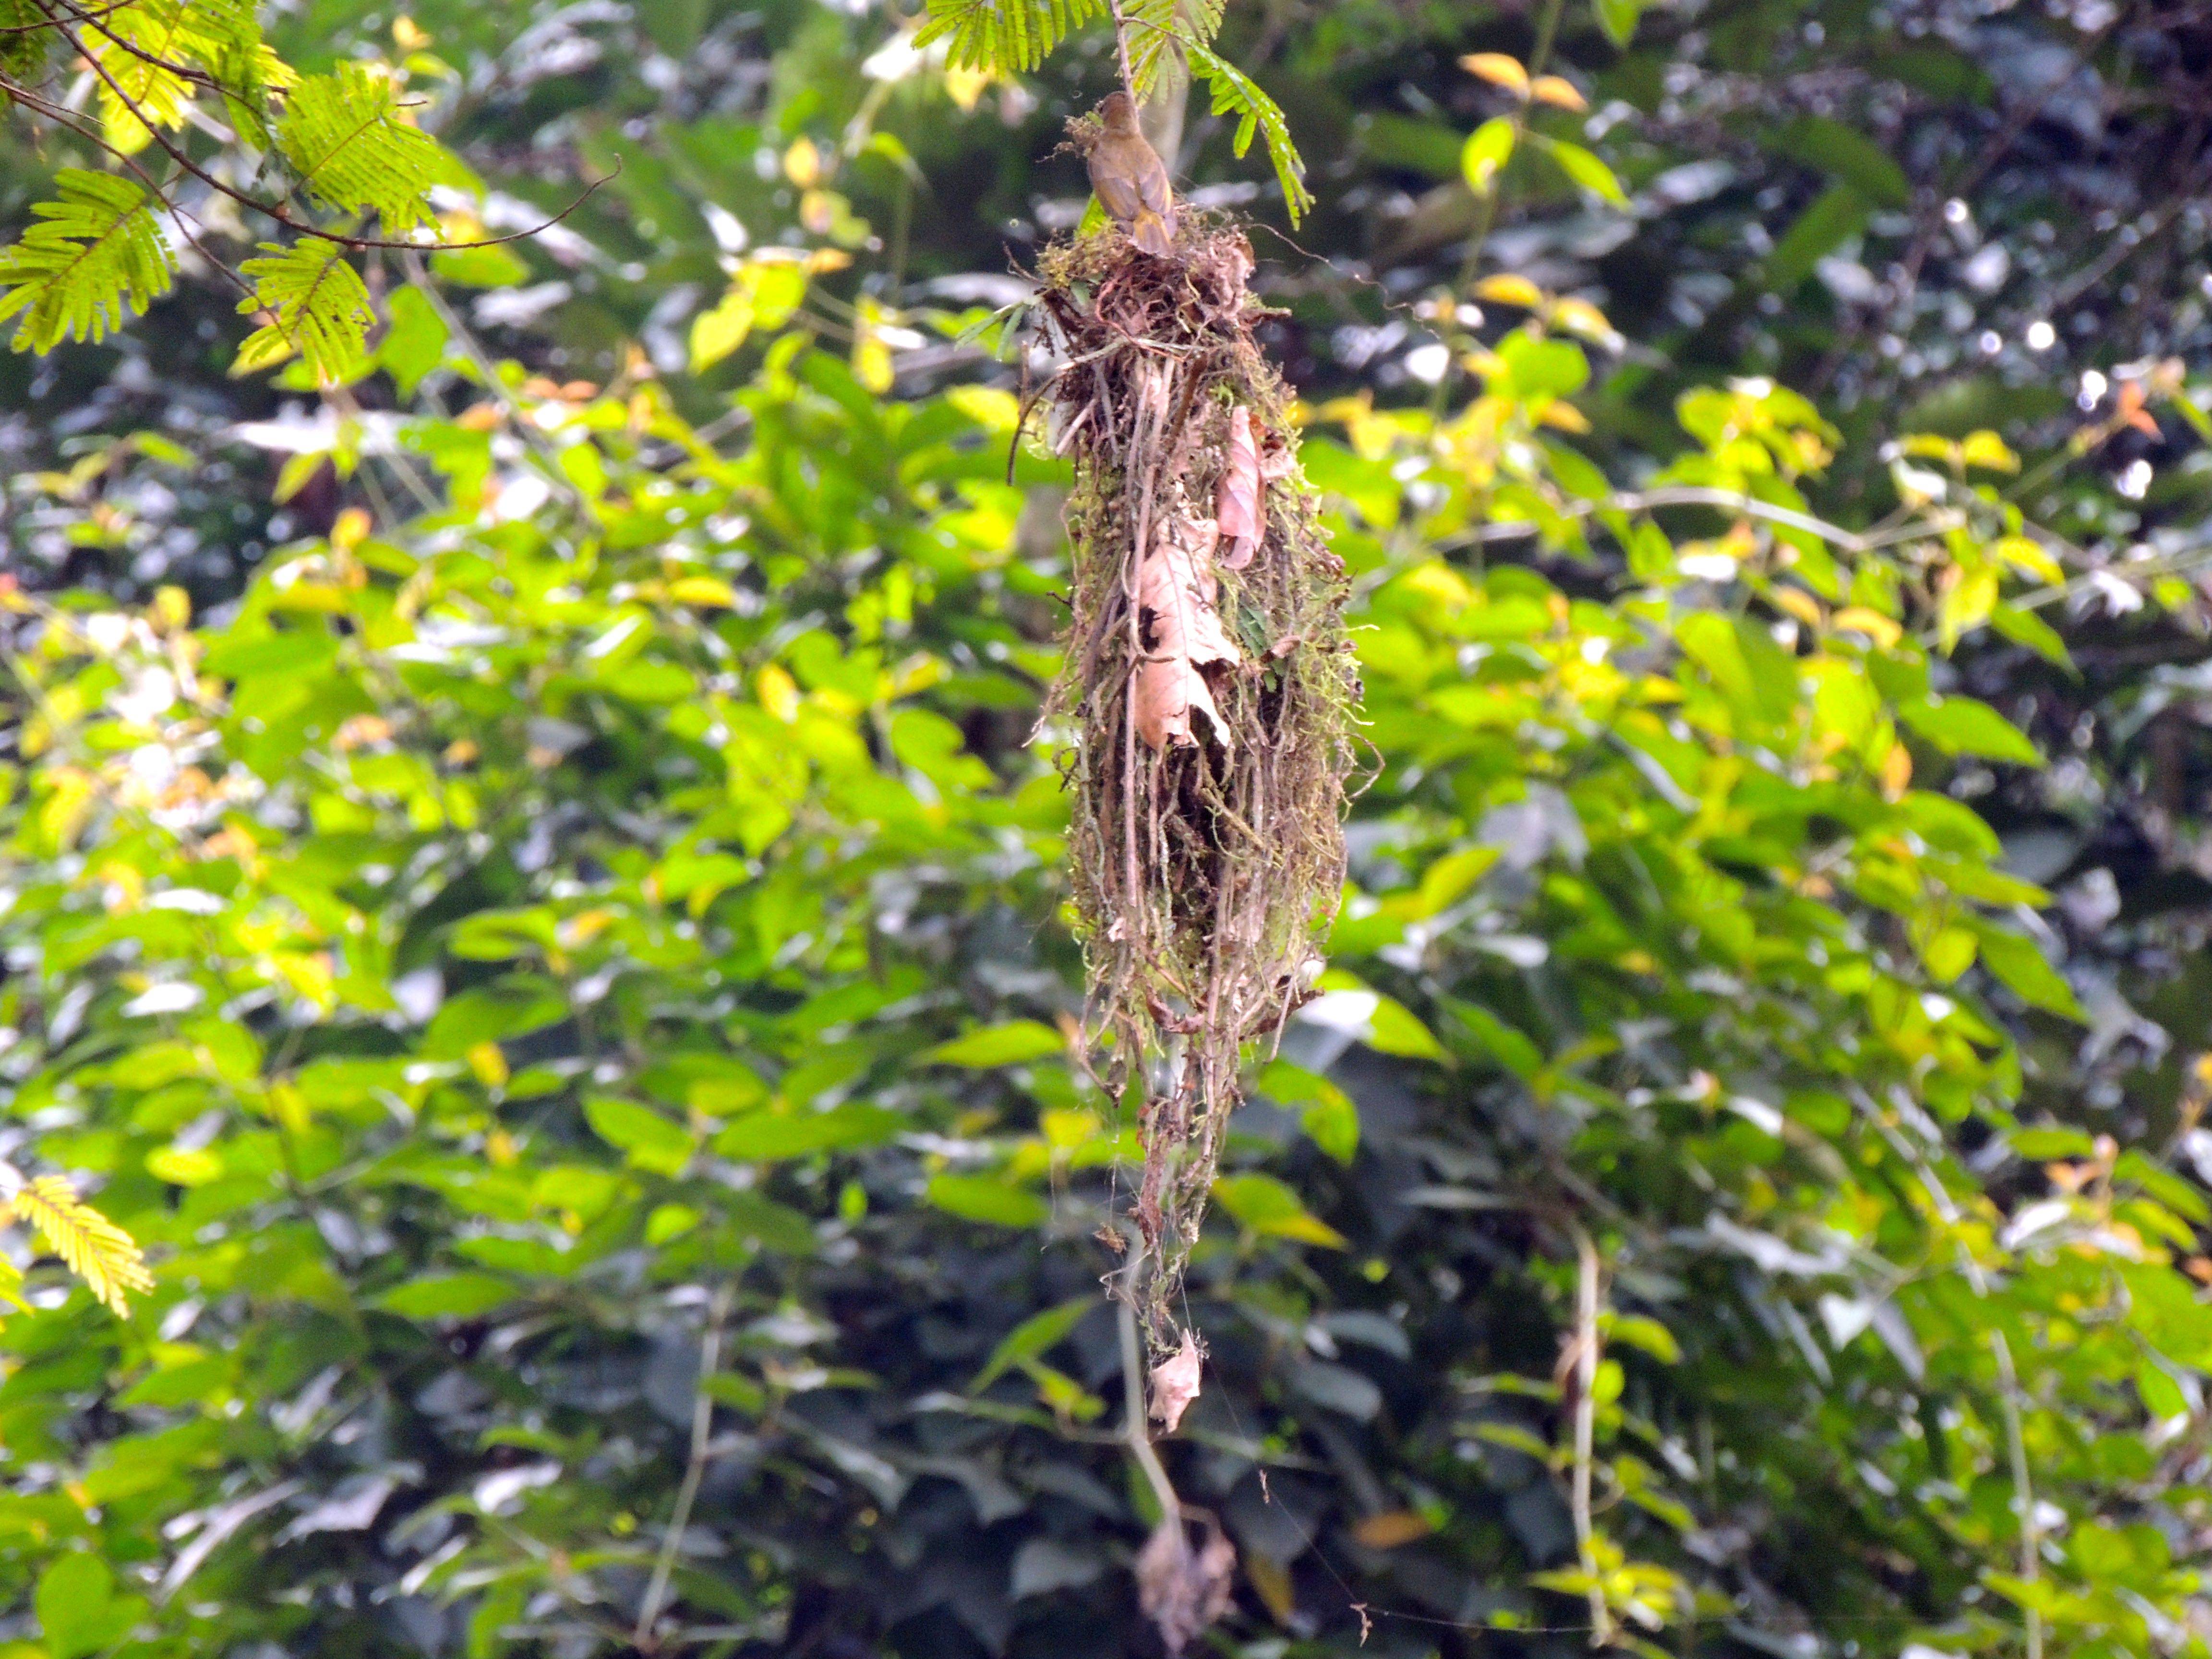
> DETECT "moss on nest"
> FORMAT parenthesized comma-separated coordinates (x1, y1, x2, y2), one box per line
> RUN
(1031, 216, 1358, 1350)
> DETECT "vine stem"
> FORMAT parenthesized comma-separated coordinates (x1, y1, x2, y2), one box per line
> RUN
(1858, 1101, 2044, 1659)
(1440, 484, 1961, 557)
(1569, 1224, 1613, 1648)
(1106, 0, 1137, 95)
(1116, 1233, 1182, 1525)
(633, 1282, 735, 1653)
(1427, 0, 1569, 418)
(1990, 1330, 2044, 1659)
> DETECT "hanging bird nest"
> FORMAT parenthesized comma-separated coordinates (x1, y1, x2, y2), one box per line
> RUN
(1030, 214, 1358, 1352)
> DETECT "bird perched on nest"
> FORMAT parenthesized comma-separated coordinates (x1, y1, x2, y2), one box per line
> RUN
(1088, 91, 1177, 257)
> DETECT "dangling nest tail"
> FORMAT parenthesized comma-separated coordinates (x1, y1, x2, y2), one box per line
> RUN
(1030, 216, 1358, 1351)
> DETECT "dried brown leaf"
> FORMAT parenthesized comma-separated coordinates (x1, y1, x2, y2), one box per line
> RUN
(1351, 1509, 1433, 1549)
(1133, 517, 1240, 752)
(1215, 406, 1263, 570)
(1148, 1329, 1203, 1432)
(1136, 1517, 1237, 1654)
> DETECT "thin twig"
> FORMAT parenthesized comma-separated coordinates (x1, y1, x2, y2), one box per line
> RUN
(633, 1282, 735, 1654)
(1569, 1224, 1613, 1648)
(1438, 484, 1961, 557)
(1105, 0, 1136, 95)
(1117, 1246, 1184, 1525)
(24, 6, 617, 255)
(1989, 1330, 2044, 1659)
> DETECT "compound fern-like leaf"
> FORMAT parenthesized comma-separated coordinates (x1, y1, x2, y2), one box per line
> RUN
(0, 170, 176, 351)
(278, 62, 444, 234)
(8, 1174, 154, 1318)
(0, 0, 51, 82)
(86, 0, 204, 154)
(237, 240, 373, 383)
(1188, 44, 1313, 222)
(1124, 0, 1225, 96)
(914, 0, 1105, 72)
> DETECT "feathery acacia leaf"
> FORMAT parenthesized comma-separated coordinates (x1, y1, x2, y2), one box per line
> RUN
(1187, 44, 1312, 221)
(1124, 0, 1225, 95)
(914, 0, 1105, 72)
(0, 170, 175, 351)
(237, 240, 373, 383)
(278, 62, 445, 233)
(88, 0, 199, 155)
(0, 0, 51, 82)
(197, 0, 295, 145)
(7, 1175, 153, 1318)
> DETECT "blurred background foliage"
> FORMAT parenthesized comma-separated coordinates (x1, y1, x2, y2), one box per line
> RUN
(3, 0, 2212, 1656)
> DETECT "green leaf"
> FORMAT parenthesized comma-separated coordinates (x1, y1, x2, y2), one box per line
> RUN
(236, 240, 375, 385)
(1452, 1003, 1543, 1078)
(1898, 696, 2042, 765)
(423, 981, 568, 1057)
(119, 1354, 231, 1407)
(1124, 0, 1222, 94)
(2009, 1128, 2094, 1159)
(0, 171, 176, 353)
(1301, 1093, 1359, 1164)
(1676, 611, 1755, 703)
(971, 1297, 1095, 1390)
(1212, 1173, 1347, 1247)
(377, 1272, 519, 1320)
(2137, 1358, 2188, 1419)
(1413, 846, 1502, 917)
(1606, 1314, 1681, 1364)
(1257, 1060, 1359, 1163)
(1359, 113, 1468, 180)
(1772, 115, 1910, 208)
(278, 63, 447, 232)
(1187, 44, 1316, 223)
(646, 1203, 701, 1244)
(1766, 184, 1868, 293)
(926, 1175, 1051, 1228)
(1989, 604, 2074, 671)
(1541, 137, 1627, 205)
(913, 0, 1107, 72)
(378, 285, 449, 397)
(585, 1097, 695, 1174)
(1593, 0, 1641, 46)
(1495, 331, 1589, 399)
(713, 1106, 903, 1160)
(433, 241, 530, 288)
(717, 1192, 816, 1253)
(0, 0, 49, 80)
(38, 1554, 134, 1659)
(1462, 117, 1516, 193)
(920, 1020, 1065, 1067)
(1924, 925, 1977, 984)
(1366, 993, 1448, 1061)
(692, 261, 807, 372)
(1971, 923, 2085, 1021)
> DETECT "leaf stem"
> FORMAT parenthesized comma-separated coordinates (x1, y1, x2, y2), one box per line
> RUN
(1569, 1223, 1612, 1648)
(634, 1281, 735, 1653)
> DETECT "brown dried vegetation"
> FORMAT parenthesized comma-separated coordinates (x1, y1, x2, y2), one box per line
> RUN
(1032, 217, 1358, 1352)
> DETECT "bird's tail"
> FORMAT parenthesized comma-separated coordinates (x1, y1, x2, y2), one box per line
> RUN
(1131, 208, 1174, 257)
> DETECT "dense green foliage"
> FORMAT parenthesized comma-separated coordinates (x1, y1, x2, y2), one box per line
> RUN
(2, 0, 2212, 1657)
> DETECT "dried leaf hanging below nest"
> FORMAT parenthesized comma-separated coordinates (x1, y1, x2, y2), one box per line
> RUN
(1136, 1516, 1238, 1655)
(1133, 506, 1240, 752)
